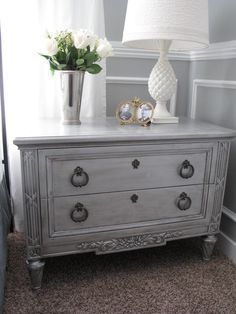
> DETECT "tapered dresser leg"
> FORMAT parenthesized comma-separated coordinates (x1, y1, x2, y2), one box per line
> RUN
(26, 259, 45, 290)
(201, 235, 217, 261)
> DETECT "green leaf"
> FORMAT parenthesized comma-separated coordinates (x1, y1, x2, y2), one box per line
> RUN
(50, 67, 55, 75)
(66, 52, 71, 63)
(86, 64, 102, 74)
(78, 49, 86, 58)
(77, 66, 86, 71)
(39, 53, 50, 60)
(51, 58, 60, 66)
(70, 46, 79, 60)
(84, 52, 96, 60)
(56, 51, 66, 63)
(57, 64, 67, 70)
(76, 59, 84, 66)
(85, 52, 98, 65)
(49, 59, 58, 70)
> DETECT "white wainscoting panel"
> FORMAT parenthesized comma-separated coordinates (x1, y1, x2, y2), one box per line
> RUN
(107, 76, 178, 116)
(190, 79, 236, 119)
(189, 78, 236, 263)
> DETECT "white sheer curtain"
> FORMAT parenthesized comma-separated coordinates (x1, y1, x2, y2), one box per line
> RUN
(1, 0, 106, 231)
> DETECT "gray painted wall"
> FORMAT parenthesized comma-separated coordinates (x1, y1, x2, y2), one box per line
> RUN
(104, 0, 127, 41)
(209, 0, 236, 43)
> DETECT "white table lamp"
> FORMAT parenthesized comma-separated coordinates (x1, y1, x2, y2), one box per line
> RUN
(122, 0, 209, 123)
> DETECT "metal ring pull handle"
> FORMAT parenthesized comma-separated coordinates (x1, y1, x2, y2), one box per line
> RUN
(177, 192, 192, 211)
(131, 194, 139, 203)
(179, 160, 194, 179)
(132, 159, 140, 169)
(71, 202, 88, 223)
(71, 167, 89, 187)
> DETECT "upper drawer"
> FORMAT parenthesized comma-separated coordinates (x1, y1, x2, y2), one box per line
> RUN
(39, 143, 217, 198)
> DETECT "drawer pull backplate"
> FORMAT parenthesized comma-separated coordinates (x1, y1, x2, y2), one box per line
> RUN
(177, 192, 192, 211)
(71, 202, 88, 223)
(71, 167, 89, 187)
(179, 160, 194, 179)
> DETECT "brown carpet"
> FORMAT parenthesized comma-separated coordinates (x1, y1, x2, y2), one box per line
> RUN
(3, 233, 236, 314)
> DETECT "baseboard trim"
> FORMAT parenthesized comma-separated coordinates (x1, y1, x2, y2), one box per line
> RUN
(222, 206, 236, 223)
(218, 231, 236, 264)
(217, 206, 236, 264)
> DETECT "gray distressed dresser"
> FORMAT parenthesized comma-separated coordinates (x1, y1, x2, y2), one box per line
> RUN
(14, 117, 236, 289)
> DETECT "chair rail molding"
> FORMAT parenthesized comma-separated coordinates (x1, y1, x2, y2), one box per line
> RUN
(190, 40, 236, 61)
(106, 76, 148, 85)
(190, 79, 236, 119)
(110, 41, 190, 61)
(111, 40, 236, 61)
(106, 76, 178, 116)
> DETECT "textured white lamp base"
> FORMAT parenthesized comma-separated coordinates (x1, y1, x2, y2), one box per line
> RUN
(152, 100, 179, 124)
(148, 40, 179, 124)
(152, 116, 179, 124)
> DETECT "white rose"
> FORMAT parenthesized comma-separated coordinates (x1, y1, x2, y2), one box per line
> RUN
(44, 38, 58, 56)
(73, 30, 98, 50)
(88, 33, 99, 51)
(96, 38, 113, 58)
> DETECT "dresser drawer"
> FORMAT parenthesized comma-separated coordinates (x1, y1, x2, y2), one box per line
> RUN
(44, 185, 210, 239)
(39, 144, 216, 198)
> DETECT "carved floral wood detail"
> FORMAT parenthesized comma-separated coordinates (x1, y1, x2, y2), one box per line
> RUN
(28, 246, 41, 258)
(209, 141, 230, 233)
(77, 231, 183, 254)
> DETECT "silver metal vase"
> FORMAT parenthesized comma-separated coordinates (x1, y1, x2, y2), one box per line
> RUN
(60, 71, 85, 125)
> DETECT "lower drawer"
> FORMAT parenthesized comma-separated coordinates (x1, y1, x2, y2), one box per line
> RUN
(43, 185, 211, 239)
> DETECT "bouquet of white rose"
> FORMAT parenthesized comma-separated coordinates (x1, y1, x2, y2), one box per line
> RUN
(40, 29, 113, 74)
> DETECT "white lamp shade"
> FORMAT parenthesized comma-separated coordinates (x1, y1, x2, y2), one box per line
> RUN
(122, 0, 209, 51)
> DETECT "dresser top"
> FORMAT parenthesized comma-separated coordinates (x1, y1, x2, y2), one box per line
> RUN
(14, 117, 236, 146)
